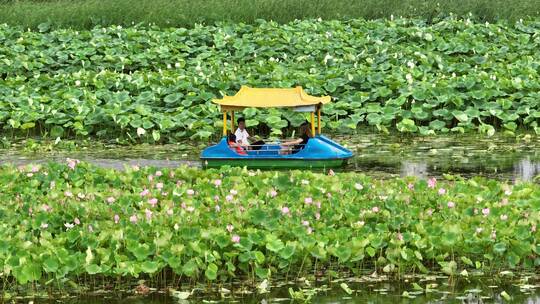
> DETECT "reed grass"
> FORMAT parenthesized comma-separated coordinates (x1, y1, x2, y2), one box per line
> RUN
(0, 0, 539, 29)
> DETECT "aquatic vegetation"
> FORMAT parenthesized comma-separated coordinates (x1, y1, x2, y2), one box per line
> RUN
(1, 18, 540, 142)
(0, 161, 538, 287)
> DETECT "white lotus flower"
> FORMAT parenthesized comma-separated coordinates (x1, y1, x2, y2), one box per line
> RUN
(137, 127, 146, 136)
(405, 73, 413, 84)
(75, 80, 81, 86)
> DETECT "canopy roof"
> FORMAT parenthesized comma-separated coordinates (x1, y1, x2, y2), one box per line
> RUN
(212, 86, 331, 111)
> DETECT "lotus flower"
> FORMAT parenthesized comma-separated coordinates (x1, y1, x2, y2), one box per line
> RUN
(231, 235, 240, 243)
(427, 177, 437, 188)
(137, 128, 146, 136)
(114, 214, 120, 224)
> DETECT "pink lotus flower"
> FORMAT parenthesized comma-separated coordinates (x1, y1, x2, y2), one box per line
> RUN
(326, 193, 332, 198)
(500, 214, 508, 221)
(40, 223, 48, 229)
(156, 182, 164, 190)
(107, 197, 115, 204)
(74, 218, 80, 225)
(447, 201, 455, 208)
(304, 197, 313, 205)
(42, 204, 52, 212)
(355, 183, 364, 190)
(328, 169, 335, 176)
(28, 207, 33, 215)
(397, 233, 403, 241)
(269, 189, 278, 198)
(227, 224, 234, 233)
(31, 165, 39, 173)
(482, 208, 490, 216)
(140, 189, 149, 197)
(214, 179, 222, 187)
(155, 170, 162, 177)
(302, 220, 309, 226)
(67, 158, 80, 170)
(186, 189, 195, 196)
(230, 189, 238, 195)
(167, 209, 173, 216)
(214, 195, 220, 201)
(239, 206, 246, 213)
(315, 201, 321, 209)
(372, 206, 380, 213)
(114, 214, 120, 224)
(225, 194, 234, 202)
(231, 235, 240, 243)
(129, 215, 138, 223)
(281, 206, 290, 215)
(407, 183, 414, 190)
(490, 230, 497, 239)
(148, 175, 154, 182)
(427, 177, 437, 188)
(532, 225, 537, 232)
(145, 209, 153, 220)
(64, 191, 73, 197)
(181, 202, 187, 209)
(426, 208, 434, 216)
(438, 188, 446, 195)
(148, 198, 158, 207)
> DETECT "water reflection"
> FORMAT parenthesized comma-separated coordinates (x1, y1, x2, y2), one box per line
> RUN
(394, 157, 540, 182)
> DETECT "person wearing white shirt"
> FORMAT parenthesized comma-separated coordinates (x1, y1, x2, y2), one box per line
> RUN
(234, 118, 250, 147)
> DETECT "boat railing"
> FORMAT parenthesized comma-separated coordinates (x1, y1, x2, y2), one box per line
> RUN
(227, 142, 306, 155)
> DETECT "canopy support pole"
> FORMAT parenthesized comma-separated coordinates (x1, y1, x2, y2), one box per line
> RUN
(222, 111, 227, 136)
(317, 107, 321, 134)
(310, 112, 315, 136)
(231, 112, 235, 133)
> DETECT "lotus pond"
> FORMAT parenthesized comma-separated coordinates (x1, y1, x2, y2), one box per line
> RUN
(2, 132, 539, 181)
(1, 17, 540, 142)
(0, 157, 538, 302)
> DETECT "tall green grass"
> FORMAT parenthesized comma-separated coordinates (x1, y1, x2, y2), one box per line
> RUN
(0, 0, 539, 29)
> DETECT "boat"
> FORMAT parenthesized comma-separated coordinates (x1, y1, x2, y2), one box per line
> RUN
(200, 86, 353, 169)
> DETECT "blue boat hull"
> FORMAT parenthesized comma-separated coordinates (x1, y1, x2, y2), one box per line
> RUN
(200, 135, 353, 169)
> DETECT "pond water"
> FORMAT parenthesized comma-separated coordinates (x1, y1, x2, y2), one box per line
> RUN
(1, 132, 539, 181)
(29, 275, 540, 303)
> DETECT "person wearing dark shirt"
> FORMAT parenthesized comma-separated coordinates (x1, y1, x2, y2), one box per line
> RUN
(280, 122, 312, 154)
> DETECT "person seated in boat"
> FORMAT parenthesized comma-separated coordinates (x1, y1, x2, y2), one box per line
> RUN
(235, 117, 265, 151)
(280, 122, 312, 155)
(235, 118, 250, 148)
(227, 134, 247, 155)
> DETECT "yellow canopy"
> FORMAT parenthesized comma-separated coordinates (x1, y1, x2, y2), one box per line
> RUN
(212, 86, 331, 111)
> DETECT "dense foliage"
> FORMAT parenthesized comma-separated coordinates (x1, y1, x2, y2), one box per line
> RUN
(1, 18, 540, 142)
(0, 161, 538, 285)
